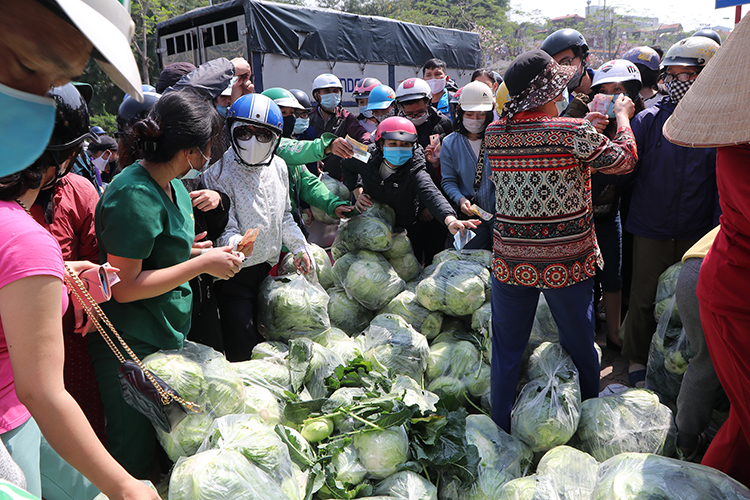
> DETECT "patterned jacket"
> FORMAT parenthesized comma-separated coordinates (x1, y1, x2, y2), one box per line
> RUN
(486, 111, 637, 289)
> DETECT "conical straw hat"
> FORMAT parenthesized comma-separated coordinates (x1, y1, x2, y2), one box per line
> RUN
(664, 13, 750, 147)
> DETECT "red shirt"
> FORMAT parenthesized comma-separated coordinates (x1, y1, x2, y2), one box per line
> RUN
(698, 145, 750, 318)
(30, 173, 100, 263)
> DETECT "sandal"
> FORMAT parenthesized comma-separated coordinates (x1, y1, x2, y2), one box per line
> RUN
(684, 432, 709, 462)
(606, 338, 622, 354)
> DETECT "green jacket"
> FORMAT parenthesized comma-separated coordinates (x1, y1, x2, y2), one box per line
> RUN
(276, 133, 349, 218)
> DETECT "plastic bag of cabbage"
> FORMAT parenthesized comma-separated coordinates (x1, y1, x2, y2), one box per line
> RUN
(331, 212, 394, 260)
(511, 343, 581, 452)
(380, 290, 443, 340)
(591, 453, 750, 500)
(425, 340, 490, 402)
(328, 286, 374, 335)
(572, 388, 676, 462)
(374, 471, 437, 500)
(199, 415, 303, 500)
(94, 481, 157, 499)
(432, 248, 492, 268)
(332, 250, 406, 311)
(168, 448, 295, 500)
(258, 274, 330, 342)
(646, 295, 694, 411)
(416, 260, 490, 317)
(441, 415, 532, 500)
(280, 243, 335, 289)
(362, 314, 430, 382)
(382, 232, 422, 282)
(312, 173, 351, 225)
(352, 425, 410, 479)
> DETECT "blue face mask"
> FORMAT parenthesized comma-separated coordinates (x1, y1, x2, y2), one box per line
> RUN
(293, 117, 309, 135)
(216, 105, 228, 118)
(383, 146, 413, 167)
(178, 149, 210, 180)
(0, 81, 57, 177)
(319, 93, 341, 111)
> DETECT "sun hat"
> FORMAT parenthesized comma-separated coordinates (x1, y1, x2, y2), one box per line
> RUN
(662, 14, 747, 147)
(501, 49, 577, 121)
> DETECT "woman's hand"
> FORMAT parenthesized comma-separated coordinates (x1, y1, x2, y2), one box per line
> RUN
(65, 260, 101, 277)
(614, 94, 636, 120)
(325, 138, 353, 159)
(112, 477, 160, 500)
(199, 246, 243, 280)
(191, 231, 212, 258)
(459, 197, 474, 217)
(354, 192, 373, 212)
(190, 190, 222, 212)
(425, 143, 440, 165)
(584, 112, 609, 133)
(334, 205, 354, 219)
(293, 251, 312, 275)
(419, 207, 434, 222)
(446, 217, 481, 235)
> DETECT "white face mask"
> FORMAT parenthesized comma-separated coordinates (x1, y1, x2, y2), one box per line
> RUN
(236, 136, 276, 166)
(426, 78, 446, 95)
(554, 89, 570, 116)
(407, 110, 429, 127)
(463, 117, 485, 134)
(178, 149, 210, 180)
(359, 106, 374, 118)
(91, 150, 111, 172)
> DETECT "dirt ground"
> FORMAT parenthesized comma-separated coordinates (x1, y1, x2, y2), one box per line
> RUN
(596, 324, 631, 392)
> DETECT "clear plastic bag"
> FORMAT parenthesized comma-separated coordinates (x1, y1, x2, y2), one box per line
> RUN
(425, 340, 489, 401)
(258, 274, 331, 343)
(201, 354, 245, 416)
(328, 286, 374, 335)
(330, 444, 368, 486)
(388, 252, 422, 283)
(373, 470, 438, 500)
(433, 248, 492, 268)
(415, 260, 490, 317)
(233, 359, 291, 399)
(157, 412, 215, 462)
(168, 448, 292, 500)
(311, 173, 351, 225)
(358, 200, 396, 230)
(390, 375, 439, 414)
(498, 476, 537, 500)
(251, 341, 289, 364)
(199, 415, 300, 499)
(591, 452, 750, 500)
(280, 243, 335, 289)
(332, 250, 405, 311)
(331, 216, 393, 260)
(646, 295, 694, 411)
(465, 415, 533, 494)
(288, 338, 345, 399)
(363, 314, 430, 382)
(241, 383, 284, 425)
(533, 445, 598, 500)
(323, 327, 364, 364)
(382, 231, 413, 260)
(379, 290, 444, 339)
(573, 388, 676, 462)
(655, 262, 683, 304)
(352, 425, 410, 480)
(511, 342, 581, 452)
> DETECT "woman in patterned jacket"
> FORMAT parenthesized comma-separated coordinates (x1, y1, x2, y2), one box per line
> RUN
(486, 49, 638, 433)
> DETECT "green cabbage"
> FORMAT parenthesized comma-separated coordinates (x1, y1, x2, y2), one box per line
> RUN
(363, 314, 430, 382)
(311, 173, 351, 225)
(259, 274, 331, 342)
(352, 426, 410, 479)
(533, 445, 598, 500)
(415, 260, 489, 317)
(373, 471, 437, 500)
(168, 449, 290, 500)
(655, 262, 683, 303)
(324, 327, 363, 364)
(382, 231, 413, 259)
(333, 250, 405, 311)
(233, 359, 291, 399)
(380, 290, 443, 339)
(389, 252, 422, 282)
(143, 352, 208, 403)
(157, 412, 214, 462)
(328, 287, 374, 335)
(202, 356, 245, 416)
(251, 342, 289, 364)
(573, 388, 675, 462)
(331, 214, 393, 259)
(592, 453, 750, 500)
(433, 249, 492, 267)
(498, 476, 537, 500)
(243, 384, 283, 425)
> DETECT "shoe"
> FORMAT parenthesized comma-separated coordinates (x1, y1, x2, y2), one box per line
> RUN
(606, 338, 622, 354)
(680, 433, 709, 462)
(628, 368, 646, 388)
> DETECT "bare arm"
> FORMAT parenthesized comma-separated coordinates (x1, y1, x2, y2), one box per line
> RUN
(0, 276, 158, 500)
(108, 248, 241, 303)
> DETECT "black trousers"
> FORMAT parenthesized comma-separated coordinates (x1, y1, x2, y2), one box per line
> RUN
(214, 262, 272, 362)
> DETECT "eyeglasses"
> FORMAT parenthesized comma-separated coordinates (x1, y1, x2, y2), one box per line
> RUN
(402, 110, 427, 119)
(664, 71, 699, 82)
(294, 110, 310, 119)
(233, 125, 275, 143)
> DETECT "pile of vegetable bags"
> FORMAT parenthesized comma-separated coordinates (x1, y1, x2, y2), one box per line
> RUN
(136, 201, 750, 500)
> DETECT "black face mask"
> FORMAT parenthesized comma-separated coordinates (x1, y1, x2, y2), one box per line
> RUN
(282, 114, 296, 138)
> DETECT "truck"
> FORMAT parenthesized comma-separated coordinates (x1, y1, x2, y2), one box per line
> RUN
(155, 0, 482, 108)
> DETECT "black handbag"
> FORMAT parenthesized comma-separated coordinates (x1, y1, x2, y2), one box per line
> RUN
(64, 263, 200, 433)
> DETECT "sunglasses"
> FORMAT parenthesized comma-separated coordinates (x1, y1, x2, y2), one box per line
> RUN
(233, 125, 275, 143)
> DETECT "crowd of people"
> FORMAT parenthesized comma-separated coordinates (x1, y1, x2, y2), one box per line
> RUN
(0, 0, 748, 497)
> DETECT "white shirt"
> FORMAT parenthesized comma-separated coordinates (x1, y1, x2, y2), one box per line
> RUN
(203, 148, 308, 268)
(468, 138, 482, 159)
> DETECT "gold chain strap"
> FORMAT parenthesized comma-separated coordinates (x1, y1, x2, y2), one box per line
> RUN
(62, 262, 201, 412)
(15, 197, 200, 412)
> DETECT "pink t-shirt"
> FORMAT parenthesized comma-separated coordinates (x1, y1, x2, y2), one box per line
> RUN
(0, 200, 67, 433)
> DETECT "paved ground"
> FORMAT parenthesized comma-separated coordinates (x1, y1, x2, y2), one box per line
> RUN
(596, 324, 631, 392)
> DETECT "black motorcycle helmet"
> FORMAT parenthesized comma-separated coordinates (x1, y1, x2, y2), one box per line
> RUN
(116, 91, 161, 137)
(288, 88, 313, 110)
(541, 29, 589, 59)
(692, 28, 722, 46)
